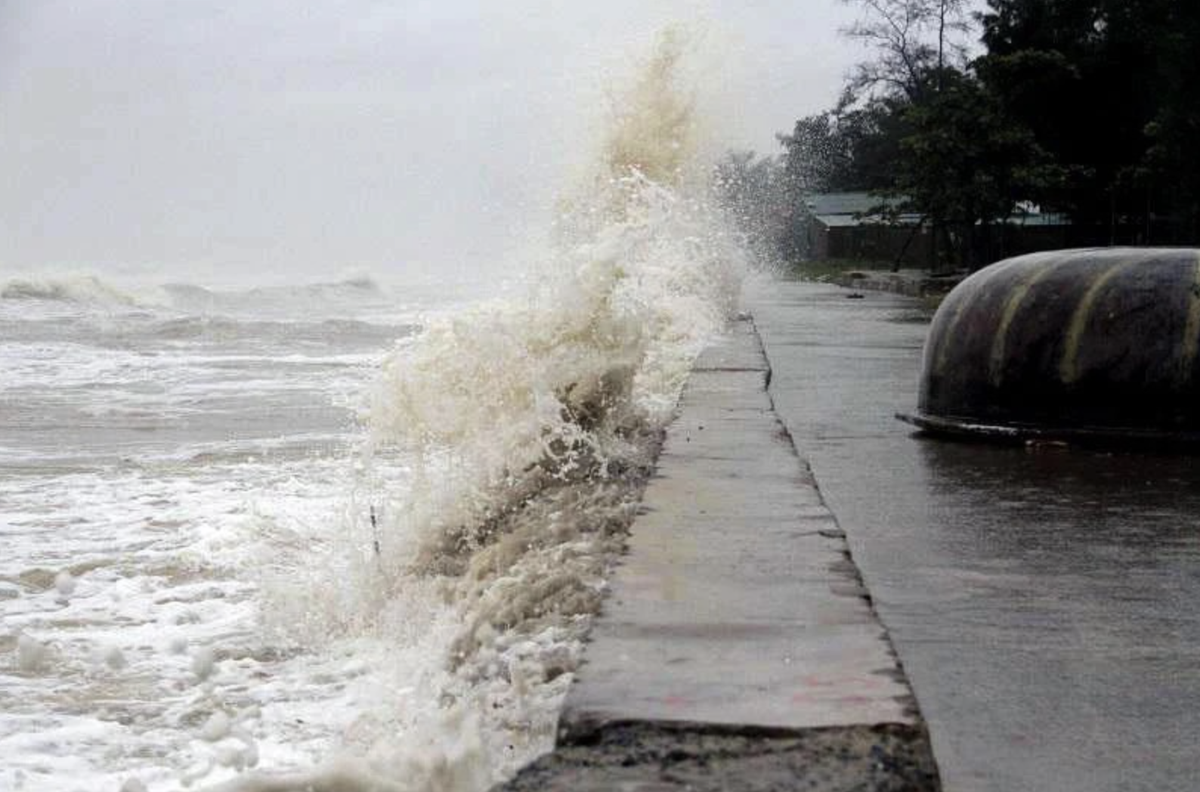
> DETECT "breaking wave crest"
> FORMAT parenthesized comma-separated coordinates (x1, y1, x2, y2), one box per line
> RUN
(1, 274, 385, 316)
(209, 28, 745, 792)
(0, 274, 141, 305)
(368, 28, 742, 668)
(160, 278, 386, 316)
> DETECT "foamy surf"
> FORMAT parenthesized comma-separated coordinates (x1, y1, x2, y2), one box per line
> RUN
(197, 29, 743, 792)
(0, 273, 142, 306)
(1, 27, 745, 792)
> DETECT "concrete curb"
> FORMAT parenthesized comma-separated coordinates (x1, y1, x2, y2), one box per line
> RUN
(832, 270, 962, 297)
(496, 318, 941, 791)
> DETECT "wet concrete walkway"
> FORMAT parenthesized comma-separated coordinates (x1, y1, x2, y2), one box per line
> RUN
(499, 317, 939, 791)
(749, 277, 1200, 792)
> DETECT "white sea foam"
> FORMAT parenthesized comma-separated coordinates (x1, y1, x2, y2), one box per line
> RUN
(0, 273, 141, 305)
(0, 273, 388, 313)
(234, 27, 744, 792)
(0, 26, 746, 792)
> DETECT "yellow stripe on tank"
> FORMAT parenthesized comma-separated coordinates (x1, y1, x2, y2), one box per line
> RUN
(931, 258, 1025, 379)
(1177, 251, 1200, 386)
(1059, 259, 1134, 385)
(988, 263, 1055, 387)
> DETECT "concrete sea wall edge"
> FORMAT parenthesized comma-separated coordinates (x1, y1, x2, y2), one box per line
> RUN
(496, 316, 941, 792)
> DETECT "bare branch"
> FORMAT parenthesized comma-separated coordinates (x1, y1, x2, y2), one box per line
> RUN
(840, 0, 972, 101)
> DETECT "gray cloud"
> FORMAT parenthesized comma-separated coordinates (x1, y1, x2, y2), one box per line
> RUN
(1, 1, 866, 286)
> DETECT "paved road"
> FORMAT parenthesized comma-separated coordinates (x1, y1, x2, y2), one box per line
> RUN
(749, 277, 1200, 792)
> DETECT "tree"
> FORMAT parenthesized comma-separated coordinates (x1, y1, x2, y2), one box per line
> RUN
(1142, 1, 1200, 240)
(771, 0, 1172, 270)
(890, 68, 1061, 269)
(977, 0, 1198, 242)
(830, 0, 1053, 269)
(842, 0, 970, 100)
(777, 100, 910, 195)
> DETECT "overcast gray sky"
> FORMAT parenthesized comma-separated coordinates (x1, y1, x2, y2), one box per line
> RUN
(1, 1, 879, 287)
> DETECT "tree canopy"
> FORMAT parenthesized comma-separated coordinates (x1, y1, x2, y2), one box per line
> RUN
(979, 0, 1200, 242)
(725, 0, 1200, 270)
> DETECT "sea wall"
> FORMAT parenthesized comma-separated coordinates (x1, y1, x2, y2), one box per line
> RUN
(832, 269, 962, 298)
(495, 317, 940, 791)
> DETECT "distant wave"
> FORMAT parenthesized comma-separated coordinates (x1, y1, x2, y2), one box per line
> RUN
(0, 274, 140, 305)
(251, 28, 745, 791)
(161, 277, 384, 309)
(148, 315, 415, 346)
(2, 274, 387, 315)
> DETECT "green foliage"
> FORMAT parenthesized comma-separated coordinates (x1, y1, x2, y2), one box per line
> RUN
(778, 100, 910, 195)
(888, 67, 1062, 268)
(978, 0, 1200, 241)
(1145, 2, 1200, 238)
(742, 0, 1200, 271)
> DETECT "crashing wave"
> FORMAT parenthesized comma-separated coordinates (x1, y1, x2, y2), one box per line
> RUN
(0, 274, 140, 305)
(216, 27, 745, 792)
(1, 273, 386, 317)
(160, 277, 387, 315)
(364, 27, 741, 662)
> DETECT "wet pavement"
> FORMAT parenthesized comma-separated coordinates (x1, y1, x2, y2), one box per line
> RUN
(499, 316, 939, 792)
(560, 319, 916, 737)
(749, 277, 1200, 792)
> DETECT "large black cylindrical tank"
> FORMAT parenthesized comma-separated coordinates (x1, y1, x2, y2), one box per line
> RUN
(900, 248, 1200, 444)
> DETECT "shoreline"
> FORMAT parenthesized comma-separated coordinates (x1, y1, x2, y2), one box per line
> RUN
(495, 316, 940, 791)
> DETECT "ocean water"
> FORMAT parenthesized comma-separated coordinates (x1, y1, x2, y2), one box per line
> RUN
(1, 31, 744, 792)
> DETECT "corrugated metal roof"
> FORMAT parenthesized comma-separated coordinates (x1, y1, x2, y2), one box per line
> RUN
(815, 213, 924, 228)
(805, 192, 899, 216)
(806, 192, 1071, 228)
(1006, 213, 1071, 227)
